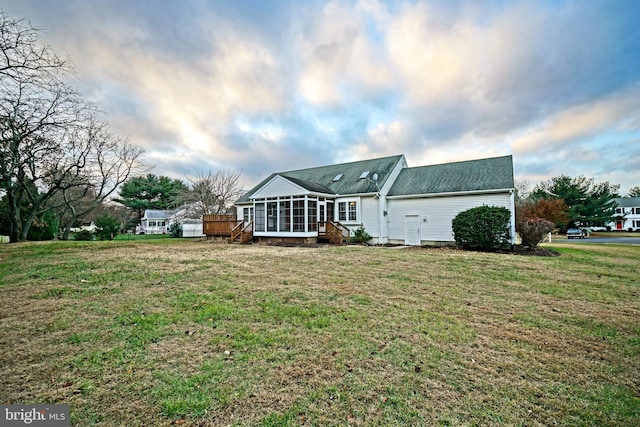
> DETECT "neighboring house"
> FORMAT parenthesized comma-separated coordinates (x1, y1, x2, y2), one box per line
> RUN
(136, 207, 206, 236)
(137, 209, 172, 234)
(70, 222, 97, 233)
(610, 197, 640, 231)
(235, 154, 516, 246)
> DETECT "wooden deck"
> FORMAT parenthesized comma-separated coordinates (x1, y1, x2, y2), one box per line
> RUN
(204, 215, 348, 245)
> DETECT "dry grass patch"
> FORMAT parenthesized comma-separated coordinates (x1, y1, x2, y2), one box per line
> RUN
(0, 240, 638, 426)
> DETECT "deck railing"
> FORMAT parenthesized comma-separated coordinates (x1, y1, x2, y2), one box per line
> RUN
(203, 214, 239, 237)
(318, 221, 350, 245)
(230, 220, 253, 243)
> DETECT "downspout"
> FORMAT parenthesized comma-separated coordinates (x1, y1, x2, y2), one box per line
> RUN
(509, 189, 517, 246)
(379, 194, 387, 245)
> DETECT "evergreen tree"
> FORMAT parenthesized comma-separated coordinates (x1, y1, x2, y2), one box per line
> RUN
(114, 174, 188, 220)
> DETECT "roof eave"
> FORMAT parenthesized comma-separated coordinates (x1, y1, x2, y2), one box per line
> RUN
(387, 187, 514, 199)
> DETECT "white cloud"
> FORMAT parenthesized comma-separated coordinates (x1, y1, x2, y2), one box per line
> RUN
(296, 0, 394, 106)
(512, 84, 640, 155)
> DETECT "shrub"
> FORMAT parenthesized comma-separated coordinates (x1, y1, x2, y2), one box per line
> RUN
(518, 217, 555, 249)
(169, 222, 182, 238)
(95, 214, 121, 240)
(27, 211, 58, 241)
(351, 226, 372, 244)
(74, 229, 94, 241)
(452, 205, 512, 251)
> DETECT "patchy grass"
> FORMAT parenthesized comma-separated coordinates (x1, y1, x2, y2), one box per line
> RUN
(0, 240, 638, 426)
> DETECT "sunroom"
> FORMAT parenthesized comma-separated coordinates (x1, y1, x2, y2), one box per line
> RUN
(250, 195, 335, 238)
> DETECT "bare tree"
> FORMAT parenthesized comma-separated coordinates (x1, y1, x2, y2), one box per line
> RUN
(52, 119, 145, 239)
(0, 11, 144, 241)
(176, 170, 244, 220)
(514, 179, 531, 203)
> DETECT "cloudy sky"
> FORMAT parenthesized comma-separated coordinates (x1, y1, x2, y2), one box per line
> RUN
(3, 0, 640, 194)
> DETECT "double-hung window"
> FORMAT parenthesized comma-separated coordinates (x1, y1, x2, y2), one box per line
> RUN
(337, 199, 358, 222)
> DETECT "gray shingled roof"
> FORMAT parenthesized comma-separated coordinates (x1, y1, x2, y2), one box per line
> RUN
(237, 155, 404, 203)
(613, 197, 640, 208)
(144, 209, 175, 219)
(387, 155, 514, 196)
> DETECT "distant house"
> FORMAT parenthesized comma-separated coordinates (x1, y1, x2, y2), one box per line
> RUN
(137, 209, 172, 234)
(611, 197, 640, 231)
(234, 154, 516, 246)
(136, 208, 205, 237)
(70, 222, 97, 233)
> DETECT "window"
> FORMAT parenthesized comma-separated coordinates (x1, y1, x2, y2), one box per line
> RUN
(338, 200, 358, 222)
(308, 200, 317, 231)
(616, 208, 622, 214)
(267, 202, 277, 231)
(635, 208, 640, 215)
(255, 203, 265, 232)
(338, 202, 346, 221)
(348, 201, 357, 221)
(293, 200, 305, 232)
(279, 200, 291, 232)
(333, 173, 343, 182)
(149, 221, 156, 227)
(243, 207, 254, 223)
(359, 171, 370, 179)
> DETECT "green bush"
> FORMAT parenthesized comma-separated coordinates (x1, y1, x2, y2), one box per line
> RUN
(452, 205, 512, 251)
(27, 210, 58, 241)
(74, 229, 95, 241)
(168, 222, 182, 238)
(95, 214, 121, 240)
(351, 226, 372, 244)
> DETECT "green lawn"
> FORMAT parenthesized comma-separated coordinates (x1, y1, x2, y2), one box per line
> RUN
(0, 240, 638, 426)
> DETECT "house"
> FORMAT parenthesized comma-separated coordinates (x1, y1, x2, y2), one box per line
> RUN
(610, 197, 640, 231)
(137, 209, 172, 234)
(70, 222, 97, 233)
(136, 208, 205, 237)
(234, 154, 516, 246)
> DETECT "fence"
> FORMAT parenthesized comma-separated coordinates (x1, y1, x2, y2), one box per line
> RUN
(202, 215, 240, 237)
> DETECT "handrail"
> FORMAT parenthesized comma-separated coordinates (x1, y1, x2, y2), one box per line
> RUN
(230, 220, 253, 243)
(318, 221, 350, 245)
(230, 220, 244, 242)
(239, 221, 253, 243)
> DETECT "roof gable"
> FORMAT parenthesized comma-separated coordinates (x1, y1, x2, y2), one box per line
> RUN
(250, 175, 330, 199)
(388, 155, 514, 196)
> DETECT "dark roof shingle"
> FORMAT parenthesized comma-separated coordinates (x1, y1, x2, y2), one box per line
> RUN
(388, 155, 514, 196)
(237, 155, 404, 203)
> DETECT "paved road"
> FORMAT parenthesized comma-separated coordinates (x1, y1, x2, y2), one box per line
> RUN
(552, 236, 640, 245)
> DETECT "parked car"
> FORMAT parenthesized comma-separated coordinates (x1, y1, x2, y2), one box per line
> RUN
(566, 228, 586, 239)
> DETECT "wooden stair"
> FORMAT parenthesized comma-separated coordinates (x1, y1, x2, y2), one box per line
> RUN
(318, 221, 350, 245)
(230, 220, 253, 244)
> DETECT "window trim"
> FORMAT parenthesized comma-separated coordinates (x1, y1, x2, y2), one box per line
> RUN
(337, 198, 360, 223)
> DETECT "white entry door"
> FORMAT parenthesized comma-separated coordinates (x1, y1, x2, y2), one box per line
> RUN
(404, 215, 421, 246)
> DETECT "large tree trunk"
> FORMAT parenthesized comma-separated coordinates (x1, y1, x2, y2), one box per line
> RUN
(7, 193, 22, 243)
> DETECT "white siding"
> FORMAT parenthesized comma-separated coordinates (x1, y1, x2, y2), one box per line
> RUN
(360, 196, 380, 239)
(387, 193, 512, 244)
(251, 176, 305, 199)
(182, 223, 205, 237)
